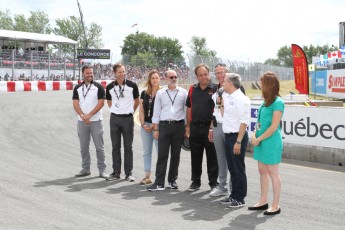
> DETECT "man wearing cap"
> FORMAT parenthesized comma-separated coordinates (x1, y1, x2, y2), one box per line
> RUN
(147, 70, 187, 191)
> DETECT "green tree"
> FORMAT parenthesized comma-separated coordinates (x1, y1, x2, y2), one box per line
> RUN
(27, 11, 51, 34)
(188, 36, 217, 68)
(13, 14, 28, 32)
(188, 36, 216, 57)
(264, 44, 339, 67)
(0, 10, 51, 33)
(121, 32, 155, 55)
(0, 10, 14, 30)
(53, 16, 103, 51)
(264, 58, 281, 66)
(121, 33, 184, 66)
(130, 52, 158, 68)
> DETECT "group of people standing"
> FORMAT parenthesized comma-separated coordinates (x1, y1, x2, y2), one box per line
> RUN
(72, 62, 284, 216)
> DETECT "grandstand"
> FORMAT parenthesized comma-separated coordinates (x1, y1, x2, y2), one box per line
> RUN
(0, 29, 77, 80)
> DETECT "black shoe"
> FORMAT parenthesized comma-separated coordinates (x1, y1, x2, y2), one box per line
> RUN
(106, 172, 120, 181)
(147, 183, 165, 191)
(187, 182, 200, 192)
(264, 208, 281, 215)
(167, 181, 178, 189)
(227, 199, 246, 208)
(248, 203, 269, 211)
(219, 196, 233, 205)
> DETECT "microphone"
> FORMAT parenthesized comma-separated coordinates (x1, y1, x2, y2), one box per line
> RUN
(218, 88, 224, 97)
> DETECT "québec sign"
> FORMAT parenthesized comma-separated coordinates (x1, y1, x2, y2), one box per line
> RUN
(250, 105, 345, 149)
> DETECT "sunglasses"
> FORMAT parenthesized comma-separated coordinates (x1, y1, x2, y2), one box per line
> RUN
(169, 76, 177, 79)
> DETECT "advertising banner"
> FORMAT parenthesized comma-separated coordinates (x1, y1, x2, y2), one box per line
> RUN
(77, 49, 110, 59)
(250, 103, 345, 149)
(291, 44, 309, 94)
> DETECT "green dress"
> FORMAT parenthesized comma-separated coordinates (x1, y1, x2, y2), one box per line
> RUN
(254, 97, 284, 164)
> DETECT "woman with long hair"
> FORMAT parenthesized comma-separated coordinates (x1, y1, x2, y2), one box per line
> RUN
(139, 70, 161, 185)
(249, 71, 284, 215)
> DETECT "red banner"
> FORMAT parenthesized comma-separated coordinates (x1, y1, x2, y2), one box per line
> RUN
(291, 44, 309, 94)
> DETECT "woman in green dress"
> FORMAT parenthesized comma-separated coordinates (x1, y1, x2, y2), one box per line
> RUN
(249, 71, 284, 215)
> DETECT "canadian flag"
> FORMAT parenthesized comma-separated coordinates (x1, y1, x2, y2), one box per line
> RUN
(328, 50, 342, 58)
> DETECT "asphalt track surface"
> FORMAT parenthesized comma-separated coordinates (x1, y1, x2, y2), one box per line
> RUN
(1, 90, 345, 230)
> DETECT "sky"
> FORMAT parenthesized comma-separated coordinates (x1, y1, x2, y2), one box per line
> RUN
(2, 0, 345, 64)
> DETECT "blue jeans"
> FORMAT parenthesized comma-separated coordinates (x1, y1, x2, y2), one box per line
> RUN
(141, 122, 158, 172)
(224, 132, 248, 202)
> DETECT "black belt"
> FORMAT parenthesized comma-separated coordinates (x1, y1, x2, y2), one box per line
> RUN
(192, 122, 210, 127)
(160, 120, 184, 124)
(112, 113, 133, 117)
(225, 132, 239, 137)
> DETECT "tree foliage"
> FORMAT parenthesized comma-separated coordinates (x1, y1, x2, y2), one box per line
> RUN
(0, 10, 13, 30)
(0, 10, 51, 33)
(0, 9, 103, 52)
(121, 32, 184, 65)
(188, 36, 217, 57)
(264, 44, 339, 67)
(53, 16, 103, 50)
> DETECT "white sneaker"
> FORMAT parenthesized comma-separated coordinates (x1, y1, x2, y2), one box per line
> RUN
(99, 172, 109, 179)
(75, 169, 91, 177)
(125, 175, 135, 182)
(209, 187, 229, 197)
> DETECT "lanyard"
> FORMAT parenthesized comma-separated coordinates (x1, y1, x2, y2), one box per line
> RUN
(114, 82, 125, 100)
(166, 89, 179, 106)
(147, 95, 155, 116)
(82, 82, 92, 99)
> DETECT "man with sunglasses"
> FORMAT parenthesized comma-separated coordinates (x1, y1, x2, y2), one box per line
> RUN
(147, 70, 188, 191)
(106, 63, 139, 182)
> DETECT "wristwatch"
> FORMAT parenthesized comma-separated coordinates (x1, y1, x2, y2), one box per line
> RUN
(236, 140, 241, 144)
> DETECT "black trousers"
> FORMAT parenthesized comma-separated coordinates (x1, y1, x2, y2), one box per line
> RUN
(189, 122, 219, 187)
(224, 132, 248, 202)
(154, 122, 185, 186)
(110, 114, 134, 175)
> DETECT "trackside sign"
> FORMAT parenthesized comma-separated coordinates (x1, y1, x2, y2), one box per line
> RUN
(77, 49, 110, 59)
(250, 105, 345, 149)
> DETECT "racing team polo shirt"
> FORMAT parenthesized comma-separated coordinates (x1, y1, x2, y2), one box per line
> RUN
(186, 83, 217, 123)
(222, 88, 250, 133)
(72, 81, 105, 121)
(106, 79, 139, 114)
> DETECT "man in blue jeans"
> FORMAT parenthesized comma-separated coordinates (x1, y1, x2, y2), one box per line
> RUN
(222, 73, 250, 208)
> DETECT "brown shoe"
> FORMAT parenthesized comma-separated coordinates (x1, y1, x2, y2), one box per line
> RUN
(140, 178, 152, 185)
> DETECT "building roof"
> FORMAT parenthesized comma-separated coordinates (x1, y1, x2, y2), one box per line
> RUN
(0, 29, 77, 45)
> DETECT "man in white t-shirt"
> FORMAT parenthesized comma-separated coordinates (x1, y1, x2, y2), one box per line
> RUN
(72, 65, 108, 178)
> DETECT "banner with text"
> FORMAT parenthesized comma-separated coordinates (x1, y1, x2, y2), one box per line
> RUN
(77, 49, 110, 59)
(250, 104, 345, 149)
(291, 44, 309, 94)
